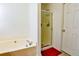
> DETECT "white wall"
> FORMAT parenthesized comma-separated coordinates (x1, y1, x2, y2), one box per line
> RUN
(50, 4, 63, 50)
(0, 4, 29, 38)
(0, 3, 38, 42)
(28, 3, 38, 43)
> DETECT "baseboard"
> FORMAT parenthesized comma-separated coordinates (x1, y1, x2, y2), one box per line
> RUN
(61, 50, 71, 56)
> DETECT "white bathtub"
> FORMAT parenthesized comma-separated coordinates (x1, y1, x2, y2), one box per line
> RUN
(0, 38, 36, 54)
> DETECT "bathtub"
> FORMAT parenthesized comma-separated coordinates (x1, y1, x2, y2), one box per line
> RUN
(0, 38, 36, 54)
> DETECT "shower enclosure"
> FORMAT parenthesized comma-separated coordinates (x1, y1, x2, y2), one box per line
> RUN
(41, 3, 53, 48)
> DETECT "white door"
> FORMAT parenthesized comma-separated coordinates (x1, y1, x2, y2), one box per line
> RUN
(62, 4, 79, 56)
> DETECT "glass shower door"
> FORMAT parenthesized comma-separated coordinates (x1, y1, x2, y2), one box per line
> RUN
(41, 11, 52, 48)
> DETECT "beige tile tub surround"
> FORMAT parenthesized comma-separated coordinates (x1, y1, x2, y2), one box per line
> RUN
(41, 3, 50, 11)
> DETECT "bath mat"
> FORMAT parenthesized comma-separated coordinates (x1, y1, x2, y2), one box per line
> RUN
(41, 47, 62, 56)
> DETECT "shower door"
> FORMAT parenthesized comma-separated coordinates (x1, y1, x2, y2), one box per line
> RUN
(41, 11, 52, 48)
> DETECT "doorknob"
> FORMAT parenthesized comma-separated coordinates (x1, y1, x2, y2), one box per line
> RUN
(62, 29, 65, 32)
(47, 23, 50, 27)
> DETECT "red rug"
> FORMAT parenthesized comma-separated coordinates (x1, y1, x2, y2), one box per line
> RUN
(41, 47, 62, 56)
